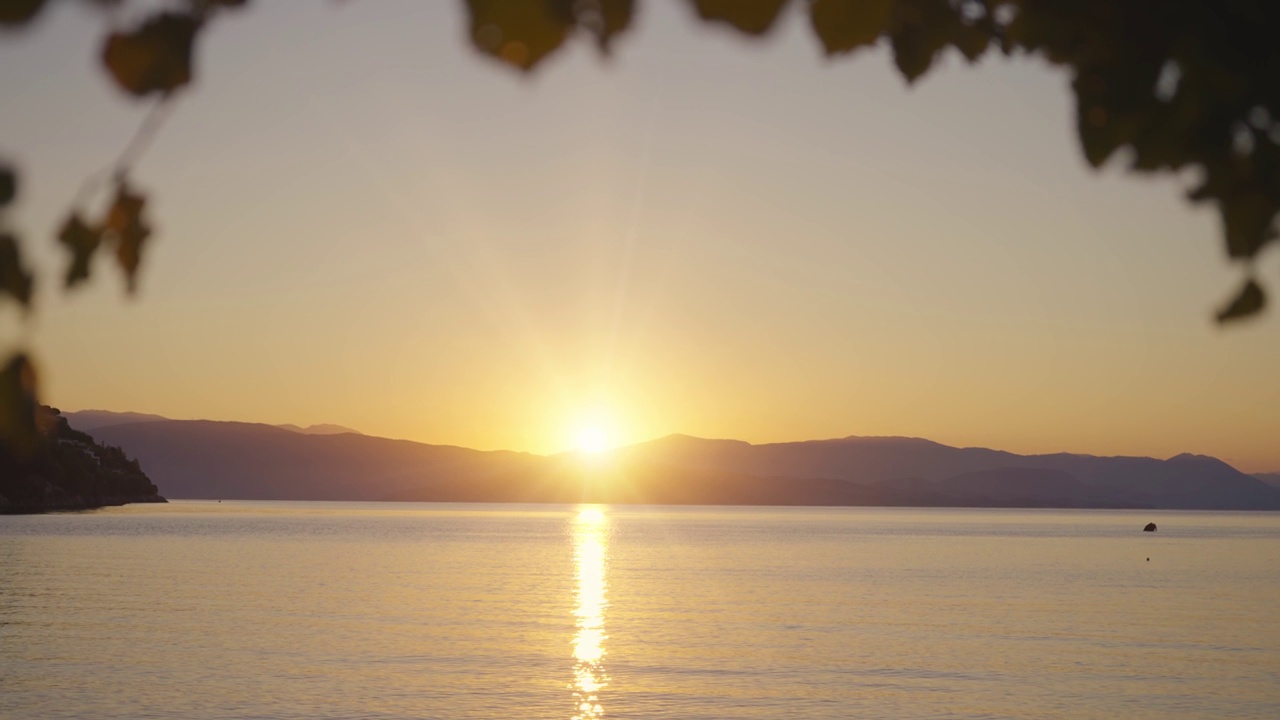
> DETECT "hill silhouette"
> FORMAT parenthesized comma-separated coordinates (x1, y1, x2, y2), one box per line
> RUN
(274, 423, 362, 436)
(85, 420, 540, 502)
(2, 408, 164, 513)
(80, 418, 1280, 510)
(63, 409, 169, 432)
(66, 410, 363, 437)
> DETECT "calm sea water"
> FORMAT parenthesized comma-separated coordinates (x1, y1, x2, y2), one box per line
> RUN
(2, 502, 1279, 719)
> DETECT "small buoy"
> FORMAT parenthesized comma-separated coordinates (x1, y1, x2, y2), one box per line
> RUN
(1143, 522, 1157, 532)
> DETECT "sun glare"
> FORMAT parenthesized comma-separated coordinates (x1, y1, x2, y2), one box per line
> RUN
(565, 406, 625, 456)
(575, 425, 610, 454)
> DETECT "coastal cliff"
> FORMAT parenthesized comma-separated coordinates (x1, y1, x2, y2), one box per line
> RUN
(0, 407, 165, 513)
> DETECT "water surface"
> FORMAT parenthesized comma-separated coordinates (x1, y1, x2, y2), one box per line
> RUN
(2, 502, 1278, 719)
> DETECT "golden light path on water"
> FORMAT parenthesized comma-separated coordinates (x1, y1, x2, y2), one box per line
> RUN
(571, 507, 609, 719)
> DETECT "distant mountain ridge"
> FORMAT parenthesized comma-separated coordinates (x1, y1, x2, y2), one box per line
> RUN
(1255, 473, 1280, 490)
(76, 414, 1280, 511)
(63, 409, 169, 432)
(275, 423, 361, 436)
(66, 410, 363, 437)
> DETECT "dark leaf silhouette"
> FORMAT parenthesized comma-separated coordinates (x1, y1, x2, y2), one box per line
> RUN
(465, 0, 634, 70)
(1074, 62, 1164, 169)
(465, 0, 575, 71)
(0, 233, 33, 307)
(1219, 192, 1278, 261)
(585, 0, 634, 52)
(889, 0, 962, 83)
(0, 353, 40, 454)
(0, 0, 45, 28)
(0, 165, 14, 207)
(690, 0, 790, 36)
(105, 181, 153, 292)
(103, 12, 200, 97)
(950, 17, 991, 62)
(809, 0, 893, 56)
(58, 213, 103, 289)
(1216, 278, 1266, 323)
(56, 180, 153, 292)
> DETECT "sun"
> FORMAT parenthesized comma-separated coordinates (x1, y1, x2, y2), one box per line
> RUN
(564, 405, 625, 455)
(575, 425, 610, 454)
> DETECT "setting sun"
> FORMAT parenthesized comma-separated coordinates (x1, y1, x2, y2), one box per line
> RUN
(575, 426, 610, 454)
(566, 407, 624, 455)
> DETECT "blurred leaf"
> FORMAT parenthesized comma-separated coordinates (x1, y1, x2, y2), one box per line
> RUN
(810, 0, 893, 56)
(1073, 59, 1167, 169)
(465, 0, 575, 71)
(1125, 89, 1201, 172)
(58, 213, 102, 288)
(0, 0, 45, 28)
(102, 12, 200, 97)
(1075, 101, 1123, 169)
(1216, 278, 1266, 323)
(689, 0, 790, 36)
(952, 19, 992, 62)
(0, 164, 14, 207)
(585, 0, 634, 52)
(0, 232, 33, 307)
(0, 353, 40, 455)
(106, 181, 152, 292)
(1219, 192, 1278, 260)
(890, 0, 957, 83)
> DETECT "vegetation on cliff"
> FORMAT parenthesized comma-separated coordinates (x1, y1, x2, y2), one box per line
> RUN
(0, 407, 164, 513)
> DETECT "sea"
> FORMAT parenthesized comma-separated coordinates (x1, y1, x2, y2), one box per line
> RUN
(2, 502, 1278, 719)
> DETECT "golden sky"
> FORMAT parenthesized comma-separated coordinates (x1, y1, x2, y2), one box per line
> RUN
(2, 2, 1277, 470)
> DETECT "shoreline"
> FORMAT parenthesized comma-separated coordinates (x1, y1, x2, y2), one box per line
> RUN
(0, 495, 168, 515)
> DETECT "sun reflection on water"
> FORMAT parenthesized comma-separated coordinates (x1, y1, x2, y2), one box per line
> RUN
(571, 506, 609, 719)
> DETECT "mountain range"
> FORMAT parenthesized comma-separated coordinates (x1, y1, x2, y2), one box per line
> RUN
(67, 410, 360, 436)
(67, 410, 1280, 510)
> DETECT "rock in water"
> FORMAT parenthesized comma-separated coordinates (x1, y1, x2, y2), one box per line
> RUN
(1143, 522, 1157, 532)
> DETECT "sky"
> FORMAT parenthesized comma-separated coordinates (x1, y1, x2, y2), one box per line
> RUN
(1, 2, 1277, 470)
